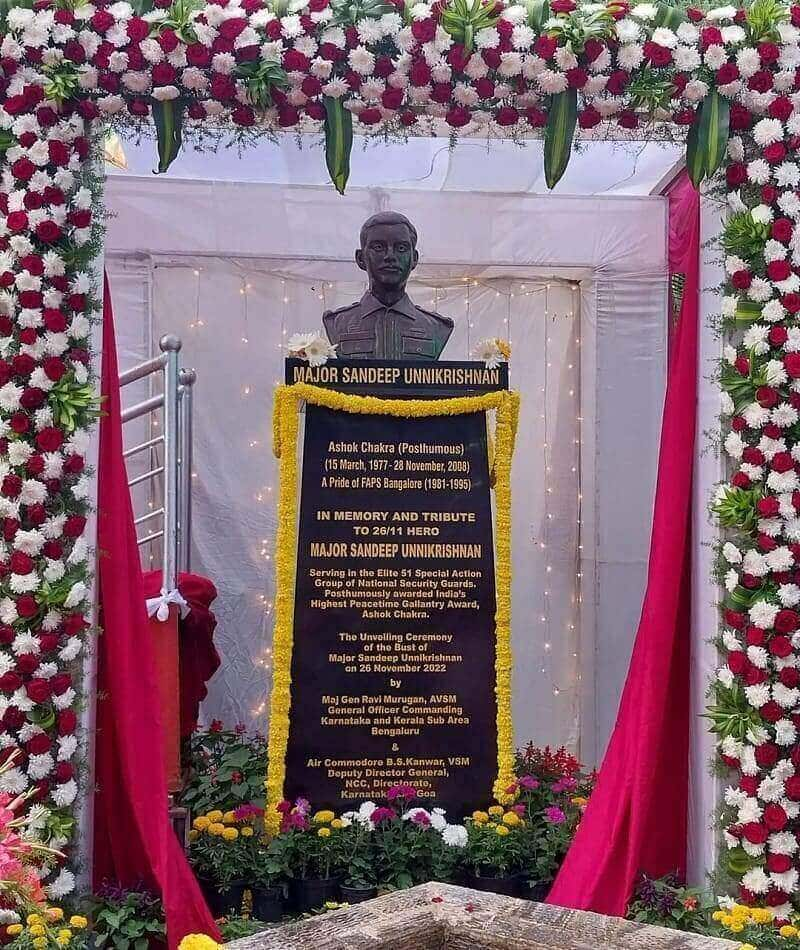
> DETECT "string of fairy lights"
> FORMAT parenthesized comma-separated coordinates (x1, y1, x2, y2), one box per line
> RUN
(144, 262, 583, 729)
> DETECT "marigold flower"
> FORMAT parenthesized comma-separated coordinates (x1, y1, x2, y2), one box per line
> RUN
(177, 935, 220, 950)
(69, 917, 88, 930)
(313, 810, 335, 824)
(502, 812, 520, 826)
(57, 929, 72, 942)
(738, 945, 757, 950)
(222, 827, 239, 841)
(208, 822, 225, 836)
(495, 825, 510, 836)
(727, 922, 744, 933)
(7, 925, 22, 935)
(488, 805, 504, 816)
(46, 908, 64, 922)
(29, 924, 46, 937)
(331, 819, 343, 829)
(318, 827, 331, 838)
(32, 938, 47, 950)
(240, 827, 254, 838)
(472, 811, 489, 823)
(27, 915, 43, 926)
(193, 816, 211, 831)
(750, 908, 772, 924)
(206, 810, 224, 823)
(780, 925, 798, 937)
(223, 811, 237, 825)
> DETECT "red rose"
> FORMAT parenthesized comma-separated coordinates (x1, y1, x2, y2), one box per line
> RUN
(716, 62, 739, 84)
(231, 105, 255, 127)
(768, 853, 793, 873)
(10, 552, 33, 575)
(727, 650, 748, 674)
(1, 475, 21, 499)
(740, 776, 759, 796)
(758, 495, 779, 515)
(566, 67, 588, 88)
(742, 822, 769, 844)
(768, 259, 792, 282)
(49, 673, 71, 696)
(218, 17, 247, 39)
(749, 69, 773, 93)
(784, 293, 800, 314)
(16, 595, 37, 618)
(11, 158, 35, 182)
(0, 672, 22, 693)
(47, 140, 70, 167)
(445, 106, 471, 128)
(27, 733, 51, 755)
(781, 666, 800, 687)
(409, 59, 432, 86)
(643, 41, 672, 66)
(785, 353, 800, 379)
(447, 44, 470, 72)
(771, 451, 794, 473)
(35, 428, 63, 453)
(411, 17, 437, 42)
(381, 86, 404, 110)
(731, 269, 752, 290)
(775, 609, 799, 633)
(771, 635, 795, 658)
(54, 761, 74, 783)
(25, 679, 50, 704)
(724, 609, 746, 629)
(726, 163, 747, 187)
(25, 505, 45, 527)
(127, 16, 149, 40)
(773, 218, 794, 244)
(765, 141, 788, 164)
(534, 36, 557, 59)
(151, 62, 177, 86)
(90, 9, 115, 31)
(277, 107, 300, 127)
(770, 325, 789, 346)
(578, 106, 602, 129)
(617, 110, 638, 129)
(35, 221, 62, 244)
(6, 211, 29, 232)
(756, 386, 779, 408)
(550, 0, 576, 10)
(282, 49, 310, 71)
(495, 106, 518, 126)
(760, 700, 783, 723)
(525, 107, 547, 128)
(42, 309, 67, 333)
(755, 742, 779, 767)
(58, 709, 77, 735)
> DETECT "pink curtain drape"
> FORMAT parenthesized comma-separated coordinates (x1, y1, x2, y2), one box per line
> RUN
(94, 275, 220, 946)
(547, 172, 700, 915)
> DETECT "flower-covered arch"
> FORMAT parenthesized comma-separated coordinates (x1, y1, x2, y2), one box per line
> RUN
(0, 0, 797, 914)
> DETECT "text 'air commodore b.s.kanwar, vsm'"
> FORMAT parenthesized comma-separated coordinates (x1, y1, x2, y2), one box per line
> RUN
(322, 212, 454, 361)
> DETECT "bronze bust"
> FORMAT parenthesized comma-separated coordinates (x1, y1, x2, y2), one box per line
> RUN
(323, 212, 453, 360)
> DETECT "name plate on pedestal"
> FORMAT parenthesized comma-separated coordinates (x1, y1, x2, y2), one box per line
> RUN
(273, 360, 511, 819)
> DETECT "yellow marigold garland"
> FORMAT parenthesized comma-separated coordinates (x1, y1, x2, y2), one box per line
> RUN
(265, 382, 520, 832)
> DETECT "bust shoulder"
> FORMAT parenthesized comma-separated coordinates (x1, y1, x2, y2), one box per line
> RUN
(322, 302, 360, 340)
(414, 305, 454, 330)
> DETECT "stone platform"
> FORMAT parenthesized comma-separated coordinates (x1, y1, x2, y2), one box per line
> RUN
(227, 882, 738, 950)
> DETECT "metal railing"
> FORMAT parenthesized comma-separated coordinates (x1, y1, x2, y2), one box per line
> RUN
(119, 335, 195, 590)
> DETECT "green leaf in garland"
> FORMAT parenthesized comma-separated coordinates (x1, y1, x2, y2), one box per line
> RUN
(698, 88, 729, 179)
(543, 88, 577, 190)
(323, 96, 353, 195)
(152, 98, 185, 175)
(684, 116, 705, 188)
(524, 0, 550, 31)
(654, 0, 685, 29)
(734, 299, 762, 324)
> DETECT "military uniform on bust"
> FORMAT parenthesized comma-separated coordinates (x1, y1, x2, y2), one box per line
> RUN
(323, 291, 453, 361)
(322, 210, 454, 362)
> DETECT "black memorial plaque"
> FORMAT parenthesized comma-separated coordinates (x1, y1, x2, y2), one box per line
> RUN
(283, 361, 505, 817)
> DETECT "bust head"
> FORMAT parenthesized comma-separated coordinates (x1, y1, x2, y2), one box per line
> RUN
(356, 211, 419, 304)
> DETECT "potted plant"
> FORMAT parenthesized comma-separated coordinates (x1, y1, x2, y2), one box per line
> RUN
(86, 884, 167, 950)
(275, 800, 346, 913)
(463, 806, 525, 896)
(249, 839, 286, 923)
(338, 813, 376, 903)
(180, 723, 268, 814)
(188, 810, 254, 916)
(368, 787, 438, 890)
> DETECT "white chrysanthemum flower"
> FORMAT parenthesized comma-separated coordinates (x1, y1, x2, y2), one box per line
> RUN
(615, 18, 641, 42)
(742, 867, 770, 894)
(45, 869, 75, 899)
(27, 754, 54, 781)
(744, 683, 772, 708)
(442, 824, 468, 847)
(755, 117, 786, 147)
(722, 542, 743, 564)
(747, 645, 769, 669)
(537, 69, 569, 95)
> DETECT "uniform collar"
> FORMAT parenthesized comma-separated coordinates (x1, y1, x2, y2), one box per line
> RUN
(359, 290, 417, 320)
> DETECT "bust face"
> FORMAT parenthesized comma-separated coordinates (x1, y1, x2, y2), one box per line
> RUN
(355, 221, 419, 295)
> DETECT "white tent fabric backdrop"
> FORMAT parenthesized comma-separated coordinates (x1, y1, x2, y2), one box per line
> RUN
(104, 174, 668, 766)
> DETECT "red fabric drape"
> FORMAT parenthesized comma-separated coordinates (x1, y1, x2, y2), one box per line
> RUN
(547, 173, 700, 915)
(94, 275, 220, 946)
(142, 570, 222, 737)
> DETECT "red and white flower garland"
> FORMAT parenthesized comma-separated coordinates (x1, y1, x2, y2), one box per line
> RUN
(0, 0, 799, 911)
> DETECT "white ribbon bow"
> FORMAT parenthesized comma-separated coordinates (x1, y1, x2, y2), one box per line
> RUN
(145, 588, 190, 623)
